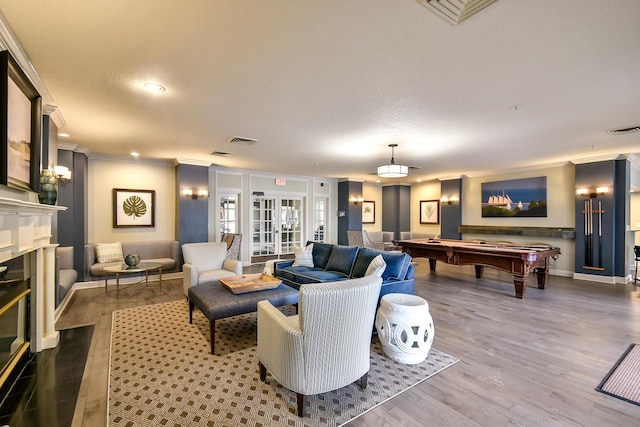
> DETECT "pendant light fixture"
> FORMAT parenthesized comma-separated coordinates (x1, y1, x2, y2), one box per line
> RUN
(377, 144, 408, 178)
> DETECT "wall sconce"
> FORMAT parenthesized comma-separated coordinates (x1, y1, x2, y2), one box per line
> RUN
(53, 165, 71, 182)
(182, 188, 210, 199)
(350, 196, 364, 205)
(440, 195, 458, 205)
(576, 186, 609, 198)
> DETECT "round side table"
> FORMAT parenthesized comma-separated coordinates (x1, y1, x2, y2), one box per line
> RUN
(375, 293, 434, 364)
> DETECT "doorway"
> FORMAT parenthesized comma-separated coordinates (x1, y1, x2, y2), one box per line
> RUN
(251, 196, 303, 262)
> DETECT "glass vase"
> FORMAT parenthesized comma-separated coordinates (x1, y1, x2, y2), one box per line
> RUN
(38, 169, 58, 205)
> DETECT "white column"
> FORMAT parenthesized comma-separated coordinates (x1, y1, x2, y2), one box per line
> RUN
(33, 245, 59, 351)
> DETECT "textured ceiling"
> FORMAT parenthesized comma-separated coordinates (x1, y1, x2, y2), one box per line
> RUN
(0, 0, 638, 183)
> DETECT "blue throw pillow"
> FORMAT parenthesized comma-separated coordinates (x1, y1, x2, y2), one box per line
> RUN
(351, 247, 380, 278)
(325, 245, 360, 276)
(309, 241, 333, 269)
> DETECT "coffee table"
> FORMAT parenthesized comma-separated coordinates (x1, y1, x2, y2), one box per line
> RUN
(103, 262, 163, 299)
(188, 280, 299, 354)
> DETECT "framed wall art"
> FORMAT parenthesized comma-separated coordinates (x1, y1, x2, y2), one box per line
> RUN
(420, 200, 440, 224)
(481, 176, 547, 217)
(362, 200, 375, 224)
(113, 188, 156, 228)
(0, 50, 42, 191)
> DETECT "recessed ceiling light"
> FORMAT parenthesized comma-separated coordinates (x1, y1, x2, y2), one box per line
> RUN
(143, 82, 166, 93)
(131, 151, 140, 157)
(58, 132, 70, 138)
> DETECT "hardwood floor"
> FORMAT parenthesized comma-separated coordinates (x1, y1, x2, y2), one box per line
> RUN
(57, 262, 640, 426)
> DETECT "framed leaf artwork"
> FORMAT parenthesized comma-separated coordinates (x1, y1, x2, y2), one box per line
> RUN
(420, 200, 440, 224)
(113, 188, 155, 228)
(362, 201, 375, 224)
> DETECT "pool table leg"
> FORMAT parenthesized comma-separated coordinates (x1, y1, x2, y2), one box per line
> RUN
(474, 265, 484, 278)
(534, 267, 548, 289)
(513, 276, 526, 299)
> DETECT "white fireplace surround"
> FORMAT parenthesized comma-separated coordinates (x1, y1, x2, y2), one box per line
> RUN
(0, 196, 65, 352)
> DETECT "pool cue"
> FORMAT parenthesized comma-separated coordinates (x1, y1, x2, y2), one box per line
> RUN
(598, 200, 603, 269)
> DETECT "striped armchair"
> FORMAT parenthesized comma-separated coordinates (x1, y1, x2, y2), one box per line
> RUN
(257, 275, 382, 417)
(182, 242, 242, 297)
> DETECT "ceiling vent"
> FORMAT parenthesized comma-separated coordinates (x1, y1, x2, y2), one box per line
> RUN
(227, 136, 258, 146)
(211, 151, 231, 156)
(607, 126, 640, 136)
(416, 0, 497, 25)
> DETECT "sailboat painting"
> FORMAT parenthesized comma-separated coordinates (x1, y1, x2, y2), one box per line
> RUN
(481, 176, 547, 217)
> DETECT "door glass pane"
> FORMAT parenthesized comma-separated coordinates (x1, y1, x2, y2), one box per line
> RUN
(280, 198, 302, 254)
(313, 198, 326, 242)
(252, 197, 276, 256)
(219, 195, 237, 234)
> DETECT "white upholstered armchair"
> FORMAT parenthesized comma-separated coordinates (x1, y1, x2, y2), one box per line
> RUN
(182, 242, 242, 296)
(257, 275, 383, 417)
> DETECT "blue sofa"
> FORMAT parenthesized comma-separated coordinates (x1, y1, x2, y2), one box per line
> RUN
(274, 242, 414, 300)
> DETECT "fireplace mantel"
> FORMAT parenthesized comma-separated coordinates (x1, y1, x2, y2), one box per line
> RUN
(0, 196, 66, 352)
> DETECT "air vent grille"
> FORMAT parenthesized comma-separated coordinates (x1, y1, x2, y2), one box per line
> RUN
(227, 136, 258, 145)
(211, 151, 231, 156)
(416, 0, 497, 25)
(607, 126, 640, 136)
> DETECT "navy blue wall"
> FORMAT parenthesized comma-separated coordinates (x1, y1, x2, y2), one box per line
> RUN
(574, 159, 629, 277)
(56, 149, 88, 280)
(440, 179, 462, 240)
(176, 164, 209, 246)
(337, 181, 363, 245)
(382, 185, 410, 240)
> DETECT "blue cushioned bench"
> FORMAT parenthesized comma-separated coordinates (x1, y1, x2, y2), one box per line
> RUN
(188, 280, 299, 354)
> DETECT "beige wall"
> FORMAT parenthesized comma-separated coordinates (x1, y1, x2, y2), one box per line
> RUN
(410, 180, 441, 236)
(461, 164, 576, 274)
(362, 182, 382, 232)
(631, 192, 640, 245)
(88, 158, 176, 243)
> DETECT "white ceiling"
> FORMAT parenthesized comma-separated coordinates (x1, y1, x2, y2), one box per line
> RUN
(0, 0, 639, 184)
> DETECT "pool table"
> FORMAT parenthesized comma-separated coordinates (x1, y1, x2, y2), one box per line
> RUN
(398, 239, 561, 299)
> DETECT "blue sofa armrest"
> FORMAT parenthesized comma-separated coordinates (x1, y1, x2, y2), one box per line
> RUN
(274, 259, 294, 272)
(379, 278, 415, 301)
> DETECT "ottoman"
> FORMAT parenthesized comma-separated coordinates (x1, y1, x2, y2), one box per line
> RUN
(188, 280, 299, 354)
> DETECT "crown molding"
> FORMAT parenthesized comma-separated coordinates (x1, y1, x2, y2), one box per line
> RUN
(42, 104, 66, 129)
(463, 160, 573, 178)
(570, 154, 630, 165)
(89, 153, 174, 167)
(173, 158, 213, 167)
(0, 12, 67, 129)
(57, 142, 79, 151)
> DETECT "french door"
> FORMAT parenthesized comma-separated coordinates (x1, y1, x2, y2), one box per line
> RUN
(252, 196, 303, 257)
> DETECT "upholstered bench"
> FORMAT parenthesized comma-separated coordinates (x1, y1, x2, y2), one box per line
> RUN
(188, 281, 299, 354)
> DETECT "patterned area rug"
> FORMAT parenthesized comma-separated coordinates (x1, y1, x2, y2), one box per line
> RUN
(109, 300, 458, 426)
(596, 343, 640, 406)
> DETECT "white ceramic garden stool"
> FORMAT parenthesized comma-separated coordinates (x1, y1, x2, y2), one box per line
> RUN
(375, 293, 434, 364)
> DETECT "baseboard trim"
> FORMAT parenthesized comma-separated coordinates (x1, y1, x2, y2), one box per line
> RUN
(572, 272, 631, 284)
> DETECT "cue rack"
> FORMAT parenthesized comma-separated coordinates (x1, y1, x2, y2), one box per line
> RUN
(582, 198, 605, 270)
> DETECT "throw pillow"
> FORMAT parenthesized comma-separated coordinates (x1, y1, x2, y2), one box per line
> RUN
(292, 243, 314, 267)
(95, 242, 124, 263)
(365, 254, 386, 277)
